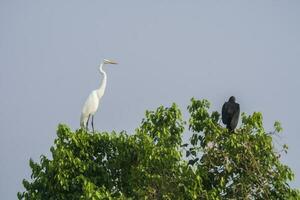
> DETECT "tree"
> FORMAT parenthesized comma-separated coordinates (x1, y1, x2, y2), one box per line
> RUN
(18, 98, 300, 199)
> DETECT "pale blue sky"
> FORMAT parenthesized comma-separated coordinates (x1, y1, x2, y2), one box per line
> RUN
(1, 1, 300, 199)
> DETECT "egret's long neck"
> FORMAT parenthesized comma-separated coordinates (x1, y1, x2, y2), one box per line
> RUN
(97, 63, 107, 98)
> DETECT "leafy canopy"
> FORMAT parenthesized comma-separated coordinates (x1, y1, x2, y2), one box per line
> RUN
(18, 98, 299, 199)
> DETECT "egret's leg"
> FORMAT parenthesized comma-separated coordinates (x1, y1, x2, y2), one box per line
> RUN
(86, 115, 91, 131)
(91, 115, 95, 133)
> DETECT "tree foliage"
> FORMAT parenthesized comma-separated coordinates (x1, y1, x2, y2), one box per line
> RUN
(18, 99, 299, 199)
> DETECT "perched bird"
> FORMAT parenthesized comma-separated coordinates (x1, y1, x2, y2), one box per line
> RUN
(222, 96, 240, 131)
(80, 59, 118, 132)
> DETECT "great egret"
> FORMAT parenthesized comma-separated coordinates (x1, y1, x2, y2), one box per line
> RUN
(222, 96, 240, 132)
(80, 59, 118, 132)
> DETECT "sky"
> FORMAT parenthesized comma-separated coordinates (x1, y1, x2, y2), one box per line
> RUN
(1, 0, 300, 199)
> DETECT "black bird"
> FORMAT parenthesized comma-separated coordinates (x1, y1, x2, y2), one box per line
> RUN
(222, 96, 240, 131)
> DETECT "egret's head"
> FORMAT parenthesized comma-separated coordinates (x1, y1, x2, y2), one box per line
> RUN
(229, 96, 236, 102)
(103, 59, 118, 65)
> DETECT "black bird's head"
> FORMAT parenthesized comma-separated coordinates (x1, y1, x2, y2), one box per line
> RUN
(229, 96, 236, 102)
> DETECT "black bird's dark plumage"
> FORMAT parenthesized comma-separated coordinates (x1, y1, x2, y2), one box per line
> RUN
(222, 96, 240, 131)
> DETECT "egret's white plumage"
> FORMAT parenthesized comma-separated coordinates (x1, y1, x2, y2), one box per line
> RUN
(80, 59, 117, 132)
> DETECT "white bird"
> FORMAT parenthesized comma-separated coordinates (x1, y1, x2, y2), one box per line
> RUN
(80, 59, 118, 132)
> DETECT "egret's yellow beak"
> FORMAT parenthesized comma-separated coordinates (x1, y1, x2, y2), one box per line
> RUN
(104, 59, 118, 64)
(108, 60, 118, 64)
